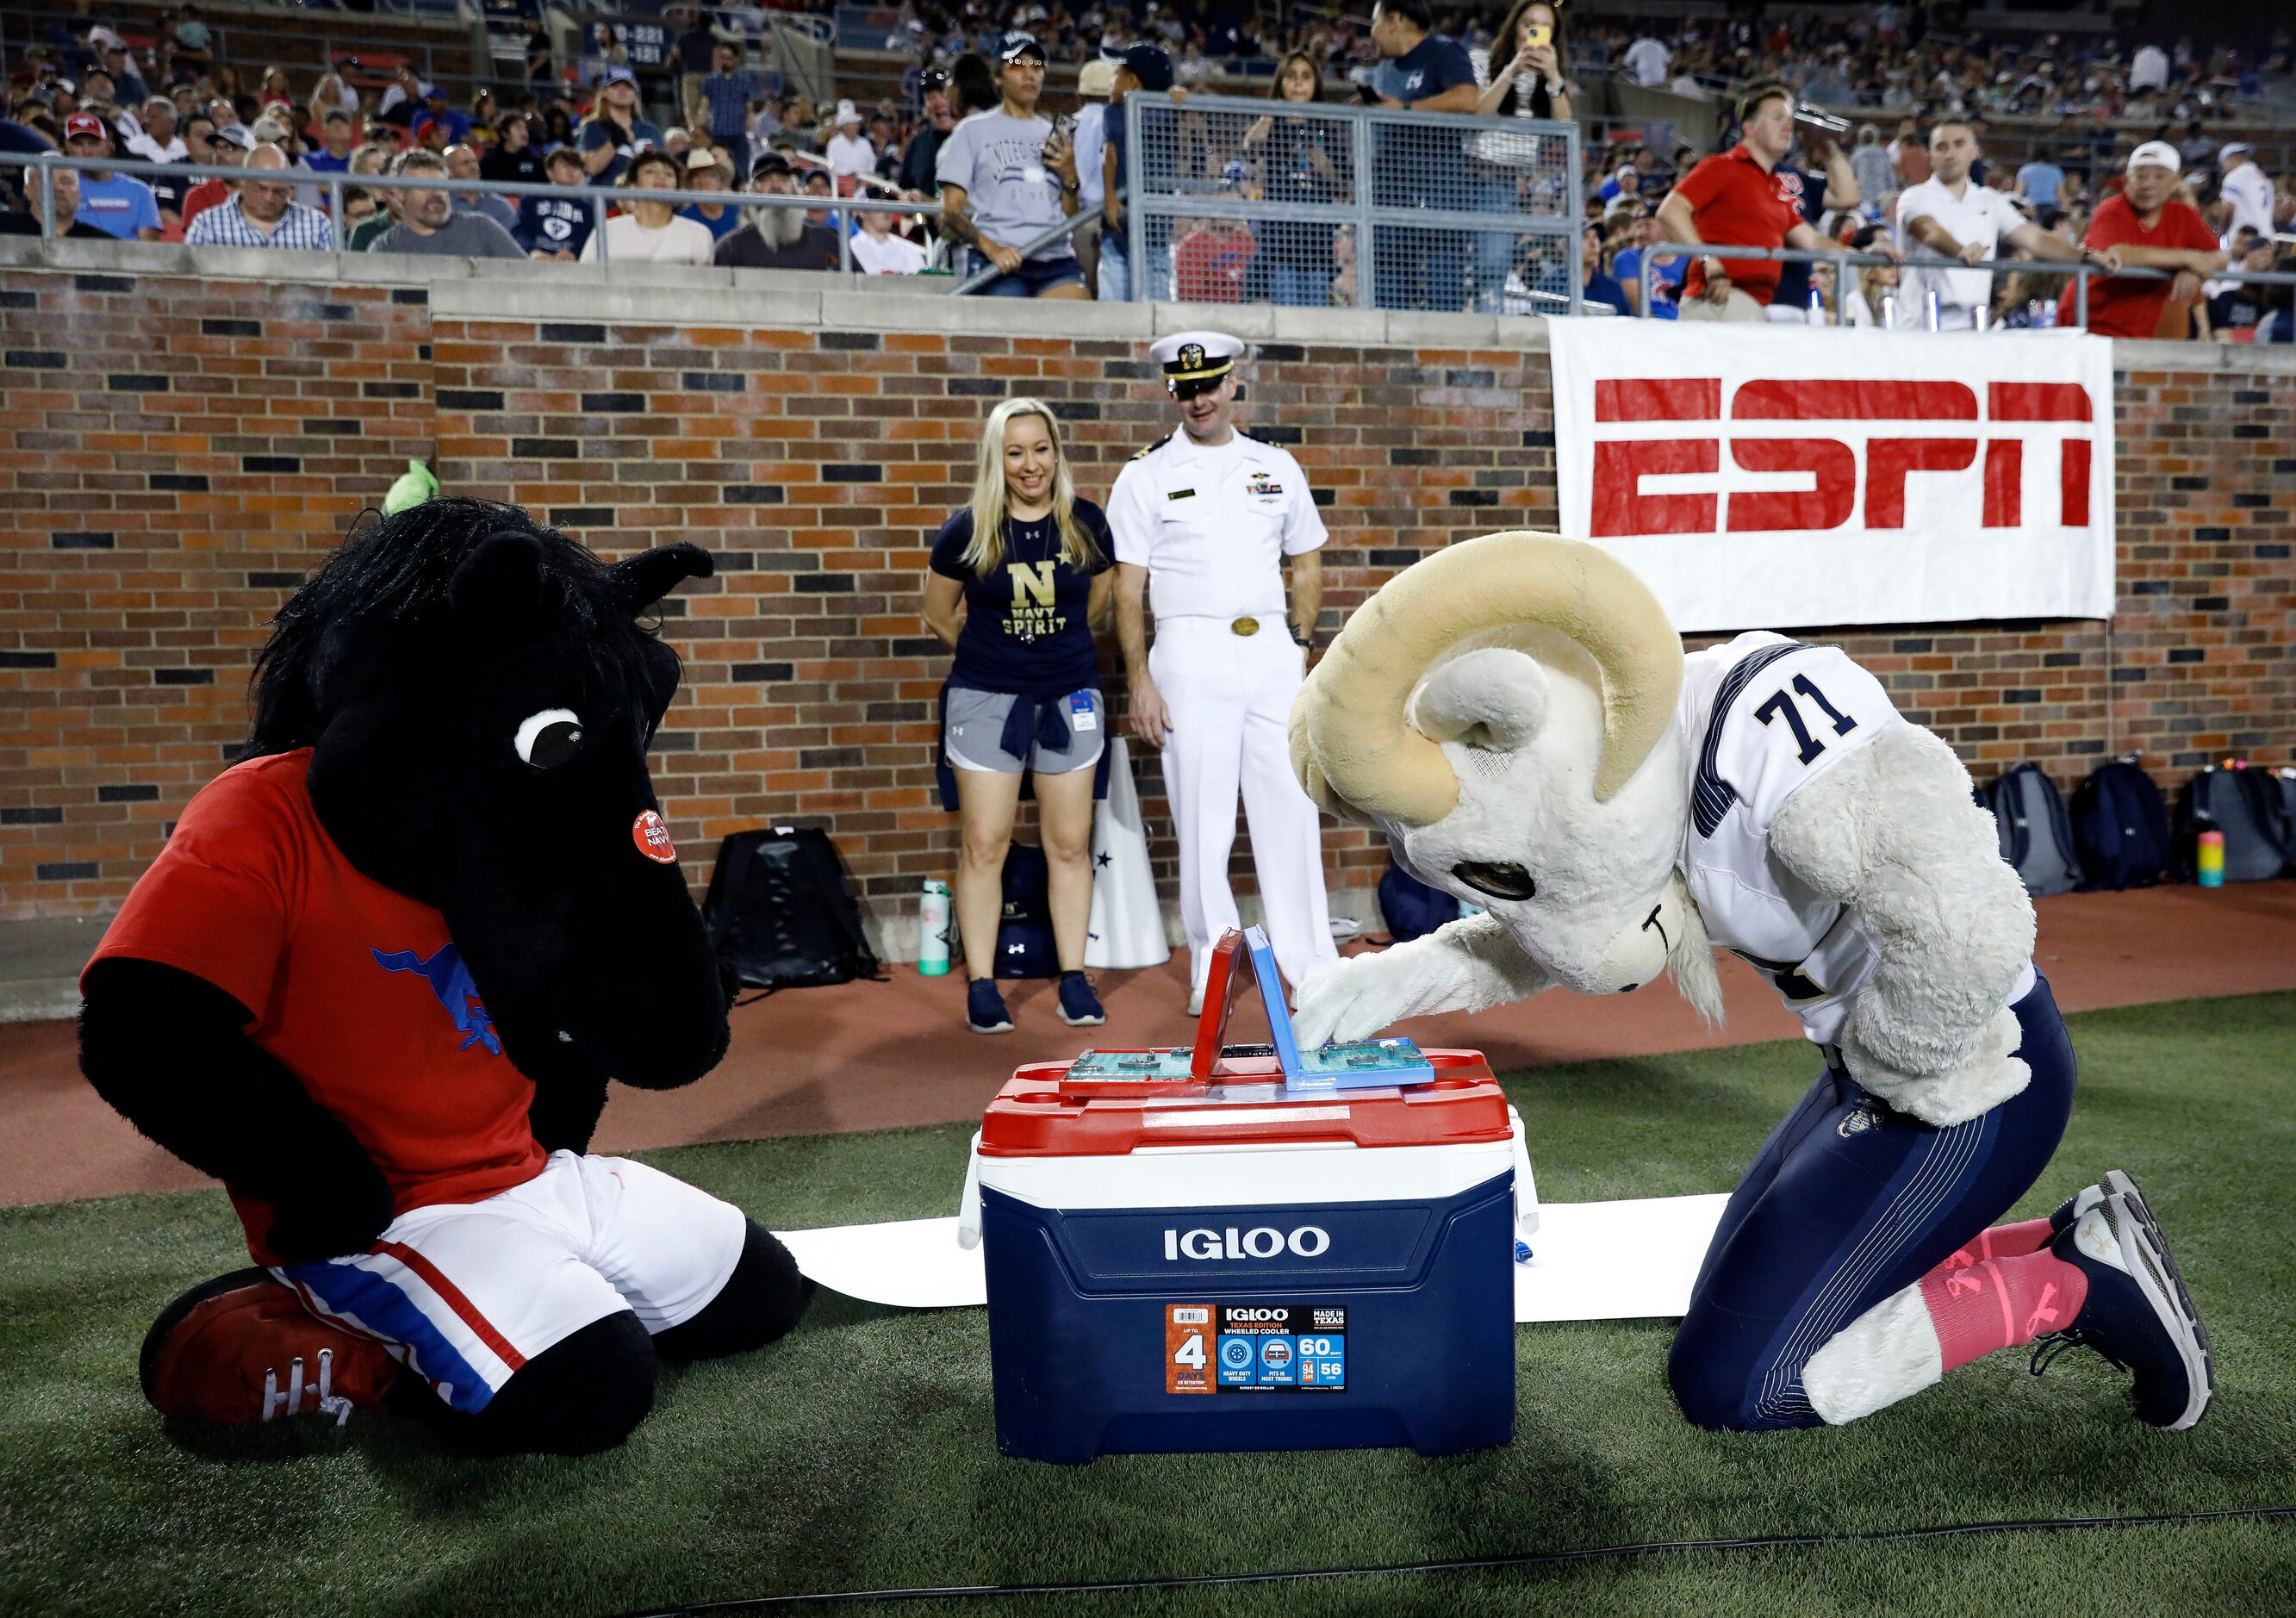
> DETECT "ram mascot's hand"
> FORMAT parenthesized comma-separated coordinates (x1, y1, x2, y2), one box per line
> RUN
(1286, 532, 1723, 1042)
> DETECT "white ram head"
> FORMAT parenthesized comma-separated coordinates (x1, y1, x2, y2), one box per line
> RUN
(1290, 532, 1699, 999)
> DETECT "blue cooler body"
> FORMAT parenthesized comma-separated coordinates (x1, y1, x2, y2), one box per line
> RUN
(968, 928, 1531, 1464)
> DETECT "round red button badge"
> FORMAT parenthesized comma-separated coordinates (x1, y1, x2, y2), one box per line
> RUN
(632, 810, 677, 864)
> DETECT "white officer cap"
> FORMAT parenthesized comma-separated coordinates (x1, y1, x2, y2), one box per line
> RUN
(1148, 330, 1245, 397)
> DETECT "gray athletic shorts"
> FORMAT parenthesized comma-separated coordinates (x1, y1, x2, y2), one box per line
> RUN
(944, 687, 1104, 775)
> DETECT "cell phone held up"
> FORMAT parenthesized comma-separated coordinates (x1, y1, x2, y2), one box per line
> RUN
(1524, 22, 1552, 48)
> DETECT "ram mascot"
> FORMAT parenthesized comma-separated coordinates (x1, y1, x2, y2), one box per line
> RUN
(1290, 532, 2211, 1433)
(80, 499, 808, 1455)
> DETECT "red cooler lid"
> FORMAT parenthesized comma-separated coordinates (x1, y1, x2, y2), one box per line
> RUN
(980, 931, 1509, 1158)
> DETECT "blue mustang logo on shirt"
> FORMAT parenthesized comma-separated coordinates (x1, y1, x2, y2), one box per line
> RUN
(371, 943, 502, 1056)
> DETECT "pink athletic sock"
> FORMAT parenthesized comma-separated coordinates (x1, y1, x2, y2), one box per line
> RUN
(1938, 1217, 2057, 1273)
(1919, 1248, 2090, 1373)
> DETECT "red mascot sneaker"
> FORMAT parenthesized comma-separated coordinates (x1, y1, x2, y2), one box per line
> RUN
(140, 1268, 401, 1427)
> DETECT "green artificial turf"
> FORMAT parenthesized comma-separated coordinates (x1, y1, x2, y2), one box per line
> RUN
(3, 993, 2292, 1618)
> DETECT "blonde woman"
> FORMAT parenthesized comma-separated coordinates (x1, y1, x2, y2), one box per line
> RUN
(923, 399, 1115, 1035)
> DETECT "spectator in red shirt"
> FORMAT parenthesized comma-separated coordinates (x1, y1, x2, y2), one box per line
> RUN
(2058, 141, 2225, 338)
(1658, 84, 1894, 321)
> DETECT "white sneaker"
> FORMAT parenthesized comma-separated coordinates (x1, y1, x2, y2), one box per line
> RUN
(1186, 984, 1204, 1017)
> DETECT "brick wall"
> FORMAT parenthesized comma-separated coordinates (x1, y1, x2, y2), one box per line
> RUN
(3, 264, 2292, 927)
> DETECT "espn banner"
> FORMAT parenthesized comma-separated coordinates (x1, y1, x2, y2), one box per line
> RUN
(1548, 321, 2116, 631)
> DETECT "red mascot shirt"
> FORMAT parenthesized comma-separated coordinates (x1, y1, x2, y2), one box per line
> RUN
(84, 750, 548, 1263)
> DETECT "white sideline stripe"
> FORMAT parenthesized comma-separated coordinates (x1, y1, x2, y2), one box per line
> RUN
(977, 1139, 1516, 1210)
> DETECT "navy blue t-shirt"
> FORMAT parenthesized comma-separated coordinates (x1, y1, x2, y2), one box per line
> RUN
(1373, 34, 1477, 202)
(516, 192, 594, 256)
(929, 499, 1111, 693)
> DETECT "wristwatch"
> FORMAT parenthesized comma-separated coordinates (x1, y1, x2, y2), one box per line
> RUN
(1701, 254, 1727, 278)
(1291, 624, 1314, 648)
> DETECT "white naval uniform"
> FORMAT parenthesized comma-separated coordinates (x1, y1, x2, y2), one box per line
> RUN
(1676, 632, 2033, 1047)
(1108, 427, 1341, 994)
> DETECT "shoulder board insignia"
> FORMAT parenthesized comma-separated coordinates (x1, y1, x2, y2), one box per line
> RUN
(1131, 442, 1158, 461)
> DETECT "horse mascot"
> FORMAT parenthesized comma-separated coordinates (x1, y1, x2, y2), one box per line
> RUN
(1288, 532, 2212, 1433)
(80, 498, 808, 1455)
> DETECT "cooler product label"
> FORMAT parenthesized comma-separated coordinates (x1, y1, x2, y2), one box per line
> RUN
(1165, 1304, 1213, 1394)
(1167, 1304, 1346, 1395)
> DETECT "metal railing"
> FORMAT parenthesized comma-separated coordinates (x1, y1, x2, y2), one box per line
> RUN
(1632, 240, 2296, 333)
(15, 150, 947, 277)
(1120, 91, 1583, 314)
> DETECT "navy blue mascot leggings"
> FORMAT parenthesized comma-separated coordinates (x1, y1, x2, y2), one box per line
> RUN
(1668, 974, 2077, 1431)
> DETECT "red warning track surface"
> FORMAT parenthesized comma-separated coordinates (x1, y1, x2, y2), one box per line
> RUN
(5, 883, 2293, 1209)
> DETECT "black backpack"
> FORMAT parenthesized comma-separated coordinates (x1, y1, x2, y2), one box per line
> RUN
(1988, 763, 2083, 898)
(701, 827, 880, 990)
(2172, 765, 2290, 883)
(2069, 758, 2169, 891)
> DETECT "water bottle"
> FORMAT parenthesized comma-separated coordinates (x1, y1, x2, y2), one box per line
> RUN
(1882, 290, 1898, 328)
(918, 878, 952, 974)
(1926, 285, 1942, 332)
(2196, 831, 2225, 888)
(2038, 296, 2056, 329)
(1808, 281, 1826, 325)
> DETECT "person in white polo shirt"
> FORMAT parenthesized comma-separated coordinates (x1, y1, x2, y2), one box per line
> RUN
(1894, 118, 2084, 328)
(1108, 331, 1340, 1011)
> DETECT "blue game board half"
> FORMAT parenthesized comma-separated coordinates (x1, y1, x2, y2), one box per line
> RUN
(1248, 925, 1434, 1092)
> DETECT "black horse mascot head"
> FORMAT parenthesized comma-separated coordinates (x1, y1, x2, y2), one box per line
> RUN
(248, 497, 727, 1092)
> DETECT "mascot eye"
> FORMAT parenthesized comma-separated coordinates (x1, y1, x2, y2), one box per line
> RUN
(513, 707, 584, 769)
(1452, 861, 1538, 902)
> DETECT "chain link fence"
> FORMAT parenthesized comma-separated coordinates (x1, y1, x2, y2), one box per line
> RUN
(1119, 92, 1582, 314)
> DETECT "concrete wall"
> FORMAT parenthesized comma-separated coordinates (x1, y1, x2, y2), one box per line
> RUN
(3, 244, 2292, 945)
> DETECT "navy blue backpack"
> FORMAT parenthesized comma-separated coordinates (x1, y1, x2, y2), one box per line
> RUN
(2069, 758, 2170, 890)
(992, 843, 1060, 978)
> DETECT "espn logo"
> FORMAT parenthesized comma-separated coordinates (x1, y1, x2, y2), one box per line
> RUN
(1590, 378, 2096, 538)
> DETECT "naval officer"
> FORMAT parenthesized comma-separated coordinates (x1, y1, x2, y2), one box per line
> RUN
(1109, 330, 1341, 1011)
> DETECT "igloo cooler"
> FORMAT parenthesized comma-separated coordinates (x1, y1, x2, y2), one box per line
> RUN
(961, 927, 1535, 1463)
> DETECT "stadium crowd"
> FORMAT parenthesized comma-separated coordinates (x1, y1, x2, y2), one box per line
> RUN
(3, 0, 2291, 335)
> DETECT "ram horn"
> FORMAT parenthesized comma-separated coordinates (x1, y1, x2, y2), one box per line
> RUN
(1289, 532, 1683, 826)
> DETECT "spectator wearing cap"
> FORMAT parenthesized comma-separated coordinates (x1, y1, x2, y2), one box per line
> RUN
(1097, 41, 1175, 302)
(1581, 223, 1628, 313)
(305, 111, 357, 176)
(369, 148, 524, 258)
(2218, 143, 2272, 248)
(2059, 141, 2224, 337)
(691, 39, 759, 182)
(1895, 120, 2084, 330)
(178, 121, 249, 233)
(519, 146, 595, 258)
(937, 32, 1085, 298)
(713, 152, 841, 270)
(899, 69, 957, 200)
(581, 66, 659, 187)
(0, 166, 115, 239)
(582, 147, 713, 264)
(1366, 0, 1482, 310)
(63, 111, 160, 240)
(826, 100, 876, 180)
(679, 148, 742, 240)
(411, 85, 471, 150)
(1658, 84, 1888, 321)
(184, 142, 334, 250)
